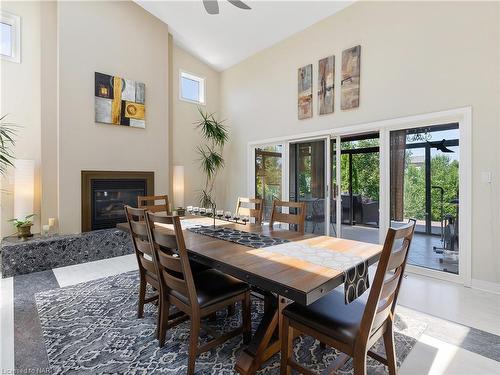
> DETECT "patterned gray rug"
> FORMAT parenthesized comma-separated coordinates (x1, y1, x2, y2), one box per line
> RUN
(35, 271, 426, 374)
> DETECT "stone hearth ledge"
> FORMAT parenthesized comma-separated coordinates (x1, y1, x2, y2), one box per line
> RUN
(1, 229, 133, 278)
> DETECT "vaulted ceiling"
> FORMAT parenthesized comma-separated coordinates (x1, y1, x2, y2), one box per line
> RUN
(136, 1, 354, 71)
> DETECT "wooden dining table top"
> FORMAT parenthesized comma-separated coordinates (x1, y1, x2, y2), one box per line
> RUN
(116, 216, 383, 306)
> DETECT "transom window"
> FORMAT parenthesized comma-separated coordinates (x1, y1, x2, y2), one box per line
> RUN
(0, 11, 21, 63)
(179, 70, 205, 104)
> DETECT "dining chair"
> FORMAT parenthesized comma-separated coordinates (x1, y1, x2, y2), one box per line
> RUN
(138, 194, 171, 214)
(280, 220, 416, 375)
(145, 212, 252, 374)
(124, 205, 160, 319)
(269, 200, 307, 233)
(235, 197, 264, 224)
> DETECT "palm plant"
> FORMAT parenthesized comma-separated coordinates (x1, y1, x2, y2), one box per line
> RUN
(0, 114, 16, 178)
(194, 108, 229, 207)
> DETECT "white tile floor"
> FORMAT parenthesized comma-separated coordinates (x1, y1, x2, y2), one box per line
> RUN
(1, 255, 499, 374)
(0, 277, 14, 371)
(52, 254, 137, 287)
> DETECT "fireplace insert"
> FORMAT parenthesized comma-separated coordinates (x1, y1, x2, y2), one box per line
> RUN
(81, 171, 154, 231)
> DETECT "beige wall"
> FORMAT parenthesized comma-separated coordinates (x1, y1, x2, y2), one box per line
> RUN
(57, 1, 170, 233)
(0, 1, 43, 236)
(171, 43, 222, 208)
(220, 1, 500, 284)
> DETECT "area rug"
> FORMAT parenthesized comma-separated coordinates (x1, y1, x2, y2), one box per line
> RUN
(35, 271, 426, 374)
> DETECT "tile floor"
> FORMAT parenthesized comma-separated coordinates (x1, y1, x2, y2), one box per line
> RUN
(1, 254, 499, 374)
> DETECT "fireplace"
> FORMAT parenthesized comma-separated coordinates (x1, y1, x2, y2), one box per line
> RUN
(81, 171, 154, 231)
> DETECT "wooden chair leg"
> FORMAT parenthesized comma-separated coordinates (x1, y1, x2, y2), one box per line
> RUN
(383, 323, 397, 375)
(158, 297, 170, 347)
(353, 350, 367, 375)
(187, 318, 200, 375)
(243, 292, 252, 344)
(137, 277, 146, 319)
(280, 316, 293, 375)
(228, 302, 236, 316)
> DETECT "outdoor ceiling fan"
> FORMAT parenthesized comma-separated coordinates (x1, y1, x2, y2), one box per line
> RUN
(427, 139, 454, 153)
(202, 0, 251, 15)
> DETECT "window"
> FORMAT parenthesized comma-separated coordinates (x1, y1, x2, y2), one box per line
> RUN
(179, 70, 205, 104)
(0, 11, 20, 63)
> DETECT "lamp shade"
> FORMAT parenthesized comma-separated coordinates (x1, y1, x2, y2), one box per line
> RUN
(173, 165, 185, 208)
(14, 159, 35, 219)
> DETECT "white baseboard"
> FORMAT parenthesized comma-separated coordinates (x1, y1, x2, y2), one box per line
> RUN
(471, 278, 500, 295)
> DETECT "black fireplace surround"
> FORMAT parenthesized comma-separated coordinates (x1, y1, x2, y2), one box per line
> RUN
(81, 171, 154, 231)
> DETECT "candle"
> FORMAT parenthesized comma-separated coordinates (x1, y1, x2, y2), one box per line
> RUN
(48, 218, 56, 227)
(42, 224, 50, 236)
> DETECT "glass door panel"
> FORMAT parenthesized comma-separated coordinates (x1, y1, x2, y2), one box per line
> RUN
(390, 123, 459, 274)
(331, 133, 380, 243)
(255, 145, 283, 222)
(289, 140, 326, 234)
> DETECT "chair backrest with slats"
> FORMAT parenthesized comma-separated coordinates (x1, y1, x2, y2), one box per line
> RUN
(359, 220, 416, 344)
(144, 212, 198, 310)
(235, 197, 263, 225)
(269, 200, 307, 233)
(124, 205, 157, 279)
(138, 195, 170, 214)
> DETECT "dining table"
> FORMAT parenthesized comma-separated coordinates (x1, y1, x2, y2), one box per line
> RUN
(116, 215, 383, 375)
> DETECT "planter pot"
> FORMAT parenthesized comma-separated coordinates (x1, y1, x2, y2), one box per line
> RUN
(17, 223, 33, 239)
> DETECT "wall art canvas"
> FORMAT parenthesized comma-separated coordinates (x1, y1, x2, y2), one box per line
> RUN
(298, 64, 313, 120)
(318, 55, 335, 115)
(95, 72, 146, 128)
(341, 45, 361, 110)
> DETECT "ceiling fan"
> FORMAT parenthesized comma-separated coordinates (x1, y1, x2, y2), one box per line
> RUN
(427, 139, 455, 153)
(202, 0, 251, 15)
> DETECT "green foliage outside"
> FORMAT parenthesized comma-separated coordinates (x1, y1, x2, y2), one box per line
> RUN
(404, 152, 459, 221)
(255, 140, 459, 223)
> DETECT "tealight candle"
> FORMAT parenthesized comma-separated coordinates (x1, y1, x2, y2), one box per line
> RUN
(42, 224, 50, 236)
(48, 218, 56, 227)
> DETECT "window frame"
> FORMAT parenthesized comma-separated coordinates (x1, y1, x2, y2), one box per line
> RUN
(179, 70, 205, 105)
(1, 10, 21, 63)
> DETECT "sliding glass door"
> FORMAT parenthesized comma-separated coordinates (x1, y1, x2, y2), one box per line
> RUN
(289, 140, 327, 234)
(255, 145, 283, 222)
(330, 133, 380, 243)
(390, 123, 460, 274)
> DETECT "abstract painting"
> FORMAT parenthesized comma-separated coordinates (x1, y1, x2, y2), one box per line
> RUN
(318, 55, 335, 115)
(298, 64, 313, 120)
(341, 45, 361, 110)
(95, 72, 146, 128)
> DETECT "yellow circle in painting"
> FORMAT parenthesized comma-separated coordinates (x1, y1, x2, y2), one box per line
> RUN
(126, 104, 138, 116)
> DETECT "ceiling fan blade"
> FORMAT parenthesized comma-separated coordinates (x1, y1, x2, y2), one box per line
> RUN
(228, 0, 251, 10)
(203, 0, 219, 15)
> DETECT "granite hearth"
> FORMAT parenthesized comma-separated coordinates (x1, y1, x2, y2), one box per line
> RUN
(1, 229, 133, 278)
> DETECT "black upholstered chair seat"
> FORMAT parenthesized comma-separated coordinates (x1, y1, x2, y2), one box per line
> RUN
(283, 288, 368, 345)
(171, 269, 249, 308)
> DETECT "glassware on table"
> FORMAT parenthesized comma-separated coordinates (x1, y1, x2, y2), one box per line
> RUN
(186, 206, 193, 214)
(233, 214, 240, 223)
(193, 207, 200, 215)
(216, 210, 224, 219)
(224, 211, 232, 221)
(241, 216, 249, 225)
(199, 207, 206, 215)
(206, 208, 213, 216)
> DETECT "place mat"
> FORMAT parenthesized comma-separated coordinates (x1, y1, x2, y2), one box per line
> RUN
(262, 241, 370, 304)
(186, 226, 290, 248)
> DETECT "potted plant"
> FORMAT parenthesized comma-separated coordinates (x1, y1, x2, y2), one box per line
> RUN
(194, 108, 229, 208)
(9, 214, 35, 239)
